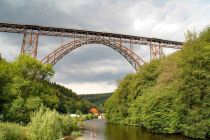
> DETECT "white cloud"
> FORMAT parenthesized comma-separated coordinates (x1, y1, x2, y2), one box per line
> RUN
(58, 81, 117, 94)
(58, 59, 129, 75)
(0, 0, 210, 94)
(130, 0, 210, 41)
(0, 34, 20, 61)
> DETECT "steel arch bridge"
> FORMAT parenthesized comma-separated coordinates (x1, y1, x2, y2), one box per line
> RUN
(0, 23, 183, 71)
(41, 36, 145, 70)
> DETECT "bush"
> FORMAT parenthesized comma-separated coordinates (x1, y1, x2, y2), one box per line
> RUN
(0, 55, 91, 124)
(105, 27, 210, 139)
(29, 107, 62, 140)
(71, 131, 82, 137)
(0, 107, 83, 140)
(60, 115, 79, 135)
(0, 122, 28, 140)
(84, 114, 94, 120)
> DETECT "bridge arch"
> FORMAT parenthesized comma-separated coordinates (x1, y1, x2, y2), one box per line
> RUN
(41, 37, 145, 70)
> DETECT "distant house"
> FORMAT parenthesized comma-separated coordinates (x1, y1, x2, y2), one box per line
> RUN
(89, 107, 100, 116)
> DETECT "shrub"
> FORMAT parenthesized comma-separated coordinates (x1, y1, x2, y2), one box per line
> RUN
(84, 114, 94, 120)
(71, 131, 82, 137)
(104, 28, 210, 139)
(60, 115, 79, 135)
(29, 107, 62, 140)
(0, 122, 28, 140)
(0, 126, 6, 140)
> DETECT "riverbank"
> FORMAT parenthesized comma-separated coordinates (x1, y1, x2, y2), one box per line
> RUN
(104, 28, 210, 139)
(78, 119, 194, 140)
(0, 108, 83, 140)
(63, 136, 85, 140)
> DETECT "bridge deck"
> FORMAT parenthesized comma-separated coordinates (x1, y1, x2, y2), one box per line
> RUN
(0, 23, 183, 49)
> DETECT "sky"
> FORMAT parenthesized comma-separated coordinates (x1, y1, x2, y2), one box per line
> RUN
(0, 0, 209, 94)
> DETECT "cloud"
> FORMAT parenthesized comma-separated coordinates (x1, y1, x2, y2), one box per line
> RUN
(130, 0, 210, 41)
(58, 81, 117, 94)
(0, 0, 209, 94)
(51, 45, 134, 84)
(0, 33, 21, 61)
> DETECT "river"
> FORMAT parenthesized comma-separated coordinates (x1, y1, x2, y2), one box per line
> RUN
(81, 119, 195, 140)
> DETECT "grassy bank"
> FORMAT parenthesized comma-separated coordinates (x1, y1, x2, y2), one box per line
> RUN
(0, 107, 82, 140)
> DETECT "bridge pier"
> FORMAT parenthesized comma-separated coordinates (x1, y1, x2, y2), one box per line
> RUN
(21, 32, 39, 58)
(0, 23, 182, 67)
(150, 43, 163, 60)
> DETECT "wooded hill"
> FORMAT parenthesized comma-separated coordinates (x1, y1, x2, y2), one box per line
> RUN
(80, 93, 112, 111)
(0, 55, 92, 124)
(105, 28, 210, 139)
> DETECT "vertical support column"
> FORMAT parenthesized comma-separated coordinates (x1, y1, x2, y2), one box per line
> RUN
(21, 32, 39, 58)
(129, 39, 134, 57)
(130, 39, 133, 50)
(120, 37, 122, 47)
(61, 37, 64, 46)
(73, 31, 76, 48)
(150, 42, 163, 61)
(47, 55, 50, 64)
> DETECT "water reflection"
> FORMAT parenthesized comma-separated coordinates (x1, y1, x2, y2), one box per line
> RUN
(82, 119, 194, 140)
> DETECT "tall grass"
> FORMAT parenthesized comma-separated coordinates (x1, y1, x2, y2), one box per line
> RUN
(0, 107, 81, 140)
(29, 107, 62, 140)
(60, 115, 79, 136)
(0, 122, 28, 140)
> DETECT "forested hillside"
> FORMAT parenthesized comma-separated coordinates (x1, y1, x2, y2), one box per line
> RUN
(49, 83, 92, 114)
(0, 55, 92, 124)
(105, 28, 210, 139)
(80, 93, 112, 111)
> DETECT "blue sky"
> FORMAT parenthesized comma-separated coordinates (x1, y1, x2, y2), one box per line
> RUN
(0, 0, 209, 94)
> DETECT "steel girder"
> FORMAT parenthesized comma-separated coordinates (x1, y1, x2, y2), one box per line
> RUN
(21, 32, 39, 58)
(150, 43, 164, 60)
(41, 36, 145, 71)
(0, 23, 183, 50)
(0, 22, 183, 64)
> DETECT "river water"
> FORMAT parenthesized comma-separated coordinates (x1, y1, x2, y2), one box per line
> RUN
(81, 119, 194, 140)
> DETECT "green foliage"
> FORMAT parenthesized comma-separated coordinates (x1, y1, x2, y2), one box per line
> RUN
(13, 55, 54, 80)
(178, 27, 210, 138)
(60, 114, 80, 135)
(105, 27, 210, 139)
(0, 55, 92, 138)
(0, 55, 56, 123)
(0, 122, 29, 140)
(29, 107, 62, 140)
(80, 93, 112, 111)
(129, 82, 180, 134)
(0, 107, 81, 140)
(71, 131, 82, 137)
(29, 107, 81, 139)
(84, 113, 95, 120)
(50, 82, 92, 114)
(105, 60, 161, 124)
(0, 55, 92, 124)
(0, 59, 11, 115)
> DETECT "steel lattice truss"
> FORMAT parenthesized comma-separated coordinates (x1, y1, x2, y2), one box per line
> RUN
(41, 36, 145, 70)
(0, 23, 183, 70)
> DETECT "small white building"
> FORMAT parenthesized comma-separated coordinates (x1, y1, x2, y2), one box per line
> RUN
(70, 114, 80, 118)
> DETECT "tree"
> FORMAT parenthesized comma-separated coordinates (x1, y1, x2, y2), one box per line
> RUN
(105, 27, 210, 139)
